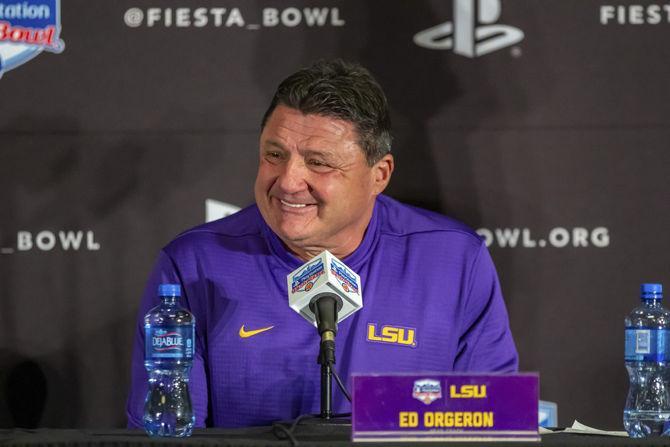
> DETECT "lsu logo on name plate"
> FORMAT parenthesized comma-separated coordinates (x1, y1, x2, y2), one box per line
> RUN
(0, 0, 64, 78)
(412, 379, 442, 405)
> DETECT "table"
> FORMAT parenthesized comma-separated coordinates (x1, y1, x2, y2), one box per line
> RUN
(1, 427, 669, 447)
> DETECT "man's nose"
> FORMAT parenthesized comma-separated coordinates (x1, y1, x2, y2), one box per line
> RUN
(276, 158, 308, 193)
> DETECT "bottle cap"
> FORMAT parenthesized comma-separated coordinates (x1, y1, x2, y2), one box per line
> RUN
(158, 283, 181, 297)
(641, 283, 663, 300)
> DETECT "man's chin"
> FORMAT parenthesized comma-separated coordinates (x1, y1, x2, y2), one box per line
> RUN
(276, 227, 311, 245)
(272, 208, 317, 230)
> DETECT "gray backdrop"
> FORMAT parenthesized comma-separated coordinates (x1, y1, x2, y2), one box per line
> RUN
(1, 0, 669, 429)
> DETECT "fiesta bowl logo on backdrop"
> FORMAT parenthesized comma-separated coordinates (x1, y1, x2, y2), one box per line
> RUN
(476, 226, 611, 249)
(1, 230, 101, 255)
(0, 0, 64, 78)
(600, 4, 670, 25)
(414, 0, 523, 57)
(123, 5, 345, 29)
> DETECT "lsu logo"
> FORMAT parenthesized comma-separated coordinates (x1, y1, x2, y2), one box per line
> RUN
(0, 0, 65, 79)
(449, 384, 487, 399)
(412, 379, 442, 405)
(366, 323, 417, 348)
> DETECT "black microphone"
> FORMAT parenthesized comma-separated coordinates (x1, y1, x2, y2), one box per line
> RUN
(310, 294, 341, 364)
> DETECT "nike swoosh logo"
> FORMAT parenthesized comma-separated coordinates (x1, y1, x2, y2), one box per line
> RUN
(239, 325, 274, 339)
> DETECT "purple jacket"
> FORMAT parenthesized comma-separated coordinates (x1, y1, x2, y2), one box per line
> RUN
(127, 194, 518, 428)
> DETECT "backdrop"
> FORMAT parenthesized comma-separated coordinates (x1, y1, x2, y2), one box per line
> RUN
(1, 0, 669, 429)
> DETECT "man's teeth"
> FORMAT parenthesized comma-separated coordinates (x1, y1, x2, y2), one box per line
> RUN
(280, 199, 308, 208)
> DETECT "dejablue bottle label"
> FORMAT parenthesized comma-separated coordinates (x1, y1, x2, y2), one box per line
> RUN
(145, 325, 194, 359)
(625, 328, 670, 362)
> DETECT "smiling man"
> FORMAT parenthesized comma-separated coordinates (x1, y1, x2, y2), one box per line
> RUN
(127, 60, 518, 428)
(255, 104, 392, 260)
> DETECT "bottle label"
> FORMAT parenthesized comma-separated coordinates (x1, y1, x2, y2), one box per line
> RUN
(145, 325, 194, 360)
(625, 328, 670, 361)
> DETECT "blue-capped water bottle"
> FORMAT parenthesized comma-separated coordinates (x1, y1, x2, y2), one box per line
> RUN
(143, 284, 195, 437)
(624, 283, 670, 437)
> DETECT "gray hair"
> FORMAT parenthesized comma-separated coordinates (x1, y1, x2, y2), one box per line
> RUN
(261, 59, 392, 166)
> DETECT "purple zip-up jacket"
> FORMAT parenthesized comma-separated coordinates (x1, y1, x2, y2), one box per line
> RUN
(127, 194, 518, 428)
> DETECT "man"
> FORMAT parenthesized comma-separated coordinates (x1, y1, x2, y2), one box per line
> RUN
(127, 59, 517, 428)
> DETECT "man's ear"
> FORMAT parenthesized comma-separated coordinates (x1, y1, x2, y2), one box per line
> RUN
(371, 154, 394, 195)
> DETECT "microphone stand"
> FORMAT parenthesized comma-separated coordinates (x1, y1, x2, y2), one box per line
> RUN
(313, 295, 338, 420)
(271, 294, 350, 442)
(318, 330, 336, 419)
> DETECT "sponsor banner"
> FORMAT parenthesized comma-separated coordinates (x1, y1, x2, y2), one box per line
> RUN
(123, 5, 345, 29)
(1, 230, 101, 254)
(477, 227, 610, 249)
(1, 0, 667, 431)
(0, 0, 64, 78)
(205, 199, 241, 223)
(414, 0, 524, 57)
(352, 373, 539, 442)
(600, 4, 670, 25)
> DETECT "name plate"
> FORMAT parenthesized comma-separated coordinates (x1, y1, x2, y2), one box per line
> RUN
(352, 373, 539, 442)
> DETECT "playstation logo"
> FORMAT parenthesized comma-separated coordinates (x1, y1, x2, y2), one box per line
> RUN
(414, 0, 524, 58)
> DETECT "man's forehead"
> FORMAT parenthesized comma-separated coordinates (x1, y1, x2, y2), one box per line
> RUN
(264, 106, 357, 143)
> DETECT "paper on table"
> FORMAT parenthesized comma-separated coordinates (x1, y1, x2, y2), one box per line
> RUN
(566, 420, 629, 436)
(541, 420, 628, 437)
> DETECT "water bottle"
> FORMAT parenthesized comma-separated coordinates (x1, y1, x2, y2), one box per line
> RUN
(143, 283, 195, 437)
(624, 283, 670, 437)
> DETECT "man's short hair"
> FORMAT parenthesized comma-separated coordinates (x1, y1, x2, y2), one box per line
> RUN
(261, 59, 392, 166)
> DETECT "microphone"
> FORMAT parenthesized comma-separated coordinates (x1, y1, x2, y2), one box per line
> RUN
(287, 250, 363, 339)
(287, 250, 362, 419)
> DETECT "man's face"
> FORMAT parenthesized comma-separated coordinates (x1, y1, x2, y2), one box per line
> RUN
(254, 105, 392, 259)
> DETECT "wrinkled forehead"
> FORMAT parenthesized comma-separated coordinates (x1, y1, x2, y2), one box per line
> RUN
(261, 106, 363, 150)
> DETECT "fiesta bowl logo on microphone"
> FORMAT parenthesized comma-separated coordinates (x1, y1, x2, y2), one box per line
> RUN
(287, 251, 363, 326)
(0, 0, 65, 79)
(291, 258, 325, 293)
(414, 0, 523, 57)
(330, 258, 359, 294)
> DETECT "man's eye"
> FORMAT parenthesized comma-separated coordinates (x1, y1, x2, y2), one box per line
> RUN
(264, 151, 283, 162)
(308, 159, 328, 167)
